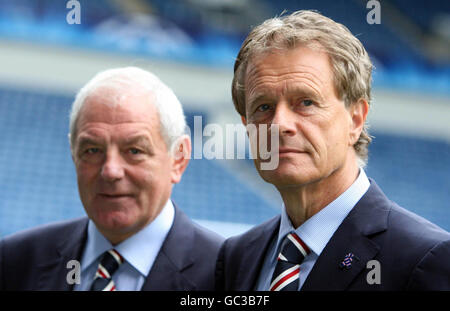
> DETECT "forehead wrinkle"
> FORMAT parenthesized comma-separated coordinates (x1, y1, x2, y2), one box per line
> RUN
(121, 134, 152, 146)
(77, 136, 105, 147)
(76, 122, 155, 143)
(247, 55, 327, 81)
(80, 91, 158, 126)
(247, 72, 325, 105)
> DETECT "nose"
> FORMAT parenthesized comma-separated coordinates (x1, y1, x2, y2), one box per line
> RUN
(100, 149, 125, 182)
(271, 101, 297, 136)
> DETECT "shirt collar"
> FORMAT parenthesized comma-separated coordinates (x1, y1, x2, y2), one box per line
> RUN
(277, 169, 370, 257)
(80, 199, 175, 277)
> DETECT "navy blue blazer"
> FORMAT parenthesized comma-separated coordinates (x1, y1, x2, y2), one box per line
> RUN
(0, 206, 224, 290)
(216, 180, 450, 290)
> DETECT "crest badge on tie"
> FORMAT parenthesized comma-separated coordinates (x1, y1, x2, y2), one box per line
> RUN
(339, 252, 358, 269)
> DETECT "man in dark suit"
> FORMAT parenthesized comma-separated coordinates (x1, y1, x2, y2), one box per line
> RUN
(0, 67, 223, 290)
(215, 10, 450, 291)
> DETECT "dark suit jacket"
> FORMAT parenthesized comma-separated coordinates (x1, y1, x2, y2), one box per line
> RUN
(216, 180, 450, 290)
(0, 205, 224, 290)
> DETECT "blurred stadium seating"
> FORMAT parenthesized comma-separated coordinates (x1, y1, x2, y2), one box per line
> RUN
(0, 0, 449, 237)
(0, 86, 280, 237)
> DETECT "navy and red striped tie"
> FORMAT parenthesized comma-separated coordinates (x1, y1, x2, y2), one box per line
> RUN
(270, 232, 310, 291)
(90, 249, 124, 291)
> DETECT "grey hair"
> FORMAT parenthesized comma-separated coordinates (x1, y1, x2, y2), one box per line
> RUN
(69, 66, 187, 154)
(232, 10, 373, 166)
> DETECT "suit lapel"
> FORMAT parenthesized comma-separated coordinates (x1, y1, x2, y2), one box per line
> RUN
(234, 216, 280, 290)
(36, 218, 89, 290)
(140, 251, 195, 290)
(301, 221, 380, 290)
(302, 180, 389, 290)
(140, 206, 196, 290)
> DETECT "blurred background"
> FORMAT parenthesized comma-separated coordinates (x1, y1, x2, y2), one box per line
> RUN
(0, 0, 449, 238)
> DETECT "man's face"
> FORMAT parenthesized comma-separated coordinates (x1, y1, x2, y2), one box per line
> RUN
(243, 45, 356, 189)
(73, 90, 179, 242)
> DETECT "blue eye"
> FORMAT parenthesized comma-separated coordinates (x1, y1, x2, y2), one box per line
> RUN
(257, 104, 271, 112)
(86, 148, 100, 154)
(129, 148, 141, 155)
(302, 99, 314, 107)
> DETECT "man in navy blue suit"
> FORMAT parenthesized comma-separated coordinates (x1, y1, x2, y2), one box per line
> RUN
(215, 10, 450, 291)
(0, 67, 223, 290)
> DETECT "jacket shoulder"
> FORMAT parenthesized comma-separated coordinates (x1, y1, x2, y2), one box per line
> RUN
(224, 215, 280, 250)
(219, 215, 280, 271)
(159, 207, 224, 290)
(215, 215, 280, 290)
(1, 217, 88, 251)
(191, 221, 225, 250)
(385, 203, 450, 289)
(0, 217, 88, 290)
(387, 203, 450, 247)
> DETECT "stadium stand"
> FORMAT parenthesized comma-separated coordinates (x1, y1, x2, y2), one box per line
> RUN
(0, 87, 279, 237)
(0, 0, 449, 237)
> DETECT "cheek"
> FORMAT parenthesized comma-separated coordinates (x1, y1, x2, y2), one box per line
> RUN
(300, 117, 347, 167)
(76, 164, 98, 191)
(322, 117, 351, 162)
(132, 161, 172, 197)
(128, 167, 153, 193)
(301, 121, 329, 155)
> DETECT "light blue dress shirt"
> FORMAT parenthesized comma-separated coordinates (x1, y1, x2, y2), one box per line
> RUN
(255, 169, 370, 290)
(73, 199, 175, 291)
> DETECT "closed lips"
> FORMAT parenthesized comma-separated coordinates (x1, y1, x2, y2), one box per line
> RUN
(278, 148, 304, 153)
(99, 193, 132, 198)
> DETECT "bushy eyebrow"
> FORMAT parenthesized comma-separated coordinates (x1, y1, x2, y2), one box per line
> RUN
(247, 94, 274, 110)
(76, 135, 151, 149)
(290, 86, 324, 102)
(247, 85, 323, 110)
(76, 136, 104, 149)
(122, 135, 151, 147)
(74, 136, 103, 158)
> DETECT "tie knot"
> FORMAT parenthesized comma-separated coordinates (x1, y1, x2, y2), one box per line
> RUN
(97, 249, 124, 279)
(277, 233, 310, 264)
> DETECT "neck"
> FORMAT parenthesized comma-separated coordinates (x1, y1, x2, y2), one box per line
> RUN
(100, 220, 147, 246)
(277, 157, 360, 229)
(99, 198, 169, 246)
(105, 230, 137, 246)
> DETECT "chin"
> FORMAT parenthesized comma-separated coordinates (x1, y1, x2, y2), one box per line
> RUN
(258, 165, 321, 188)
(92, 207, 140, 232)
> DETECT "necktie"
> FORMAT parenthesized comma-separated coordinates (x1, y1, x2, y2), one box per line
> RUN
(90, 249, 124, 291)
(270, 232, 311, 291)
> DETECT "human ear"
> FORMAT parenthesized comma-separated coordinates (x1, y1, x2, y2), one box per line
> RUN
(170, 135, 191, 184)
(349, 99, 369, 146)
